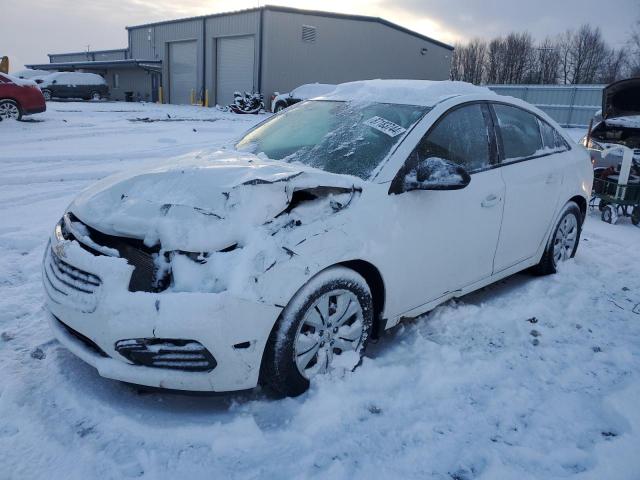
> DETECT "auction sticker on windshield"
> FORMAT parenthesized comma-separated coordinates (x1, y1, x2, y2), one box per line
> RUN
(364, 116, 407, 137)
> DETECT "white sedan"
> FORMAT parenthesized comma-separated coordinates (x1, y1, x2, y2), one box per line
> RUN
(43, 80, 593, 397)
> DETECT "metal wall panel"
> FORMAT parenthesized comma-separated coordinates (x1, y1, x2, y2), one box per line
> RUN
(487, 84, 604, 127)
(105, 68, 153, 101)
(49, 53, 90, 63)
(261, 9, 452, 109)
(216, 36, 256, 105)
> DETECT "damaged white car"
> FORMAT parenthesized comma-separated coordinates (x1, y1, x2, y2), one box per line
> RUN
(43, 80, 593, 397)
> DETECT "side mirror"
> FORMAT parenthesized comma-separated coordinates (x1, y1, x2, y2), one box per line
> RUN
(390, 157, 471, 194)
(51, 80, 57, 84)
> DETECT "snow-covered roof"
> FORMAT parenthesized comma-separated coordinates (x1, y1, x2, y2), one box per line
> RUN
(0, 73, 37, 87)
(317, 80, 495, 107)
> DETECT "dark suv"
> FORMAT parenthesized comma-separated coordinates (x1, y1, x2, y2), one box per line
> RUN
(39, 72, 109, 101)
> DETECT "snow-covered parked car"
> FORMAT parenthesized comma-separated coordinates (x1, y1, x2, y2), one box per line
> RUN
(39, 72, 109, 101)
(43, 80, 593, 397)
(271, 83, 335, 112)
(581, 77, 640, 169)
(12, 68, 56, 84)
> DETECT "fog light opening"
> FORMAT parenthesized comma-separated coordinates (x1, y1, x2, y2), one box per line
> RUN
(115, 338, 217, 372)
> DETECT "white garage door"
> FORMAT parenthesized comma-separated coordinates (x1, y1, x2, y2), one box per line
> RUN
(169, 41, 197, 105)
(216, 36, 255, 106)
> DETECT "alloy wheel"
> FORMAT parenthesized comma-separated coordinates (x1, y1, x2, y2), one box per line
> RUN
(553, 213, 578, 265)
(0, 101, 20, 120)
(293, 289, 365, 379)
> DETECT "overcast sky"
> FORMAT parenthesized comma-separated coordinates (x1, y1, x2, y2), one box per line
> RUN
(3, 0, 638, 71)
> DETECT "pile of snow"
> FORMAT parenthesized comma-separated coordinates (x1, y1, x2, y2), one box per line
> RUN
(318, 79, 495, 106)
(605, 115, 640, 129)
(291, 83, 336, 99)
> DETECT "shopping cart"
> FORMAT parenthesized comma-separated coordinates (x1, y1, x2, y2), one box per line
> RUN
(588, 145, 640, 225)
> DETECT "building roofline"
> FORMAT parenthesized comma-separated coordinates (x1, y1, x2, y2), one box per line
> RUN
(26, 59, 160, 70)
(125, 5, 454, 51)
(47, 48, 129, 58)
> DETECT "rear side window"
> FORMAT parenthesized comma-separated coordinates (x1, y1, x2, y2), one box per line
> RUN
(410, 104, 492, 172)
(539, 118, 569, 151)
(494, 104, 543, 160)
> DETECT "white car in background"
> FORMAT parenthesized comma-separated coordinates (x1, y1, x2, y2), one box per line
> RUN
(43, 80, 592, 397)
(271, 83, 336, 112)
(13, 69, 56, 84)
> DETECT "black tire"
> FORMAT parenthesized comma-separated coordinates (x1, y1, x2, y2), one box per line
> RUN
(632, 207, 640, 226)
(532, 202, 582, 275)
(42, 89, 52, 101)
(90, 91, 101, 101)
(601, 206, 613, 224)
(0, 99, 22, 121)
(260, 266, 374, 398)
(598, 199, 608, 212)
(274, 102, 286, 113)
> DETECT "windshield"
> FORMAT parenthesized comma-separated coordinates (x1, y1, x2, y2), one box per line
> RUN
(236, 100, 428, 179)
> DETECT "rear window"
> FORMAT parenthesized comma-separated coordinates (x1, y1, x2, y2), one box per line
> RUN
(494, 104, 543, 160)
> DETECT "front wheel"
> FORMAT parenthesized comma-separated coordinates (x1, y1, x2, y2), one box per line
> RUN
(42, 89, 52, 101)
(0, 99, 22, 120)
(260, 266, 373, 397)
(90, 91, 101, 101)
(274, 103, 286, 113)
(532, 202, 582, 275)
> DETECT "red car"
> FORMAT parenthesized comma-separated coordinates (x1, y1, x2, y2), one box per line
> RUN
(0, 72, 46, 121)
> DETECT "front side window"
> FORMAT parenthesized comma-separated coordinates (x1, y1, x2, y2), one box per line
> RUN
(236, 100, 428, 179)
(406, 103, 492, 173)
(494, 104, 543, 161)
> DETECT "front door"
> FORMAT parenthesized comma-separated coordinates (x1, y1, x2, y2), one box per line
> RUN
(378, 103, 506, 318)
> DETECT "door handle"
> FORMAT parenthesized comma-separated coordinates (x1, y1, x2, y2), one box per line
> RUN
(481, 194, 500, 208)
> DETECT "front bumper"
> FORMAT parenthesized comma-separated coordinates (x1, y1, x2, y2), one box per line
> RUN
(43, 231, 282, 392)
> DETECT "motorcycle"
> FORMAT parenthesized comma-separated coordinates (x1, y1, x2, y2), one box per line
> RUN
(229, 91, 264, 114)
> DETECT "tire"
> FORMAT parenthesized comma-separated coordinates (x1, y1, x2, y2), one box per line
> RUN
(598, 199, 608, 212)
(0, 99, 22, 120)
(90, 92, 101, 101)
(274, 103, 286, 113)
(260, 266, 374, 397)
(632, 207, 640, 226)
(601, 205, 613, 224)
(42, 89, 52, 101)
(532, 202, 582, 275)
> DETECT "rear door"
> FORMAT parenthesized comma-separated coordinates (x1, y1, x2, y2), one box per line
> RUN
(491, 103, 566, 272)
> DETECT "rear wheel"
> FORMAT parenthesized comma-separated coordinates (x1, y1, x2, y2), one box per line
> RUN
(601, 205, 615, 224)
(274, 102, 286, 113)
(0, 99, 22, 120)
(260, 266, 373, 397)
(532, 202, 582, 275)
(42, 89, 52, 101)
(90, 91, 101, 101)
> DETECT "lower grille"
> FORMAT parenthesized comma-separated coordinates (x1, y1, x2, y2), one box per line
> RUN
(44, 247, 101, 313)
(115, 338, 217, 372)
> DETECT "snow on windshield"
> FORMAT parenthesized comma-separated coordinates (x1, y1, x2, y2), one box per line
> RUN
(236, 100, 428, 179)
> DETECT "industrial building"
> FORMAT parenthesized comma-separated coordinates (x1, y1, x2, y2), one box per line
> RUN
(27, 5, 454, 107)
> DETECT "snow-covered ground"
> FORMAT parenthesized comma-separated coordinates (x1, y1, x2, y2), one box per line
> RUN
(1, 103, 639, 479)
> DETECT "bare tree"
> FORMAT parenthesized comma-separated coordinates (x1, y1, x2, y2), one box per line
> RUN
(450, 39, 486, 84)
(529, 38, 560, 84)
(629, 11, 640, 76)
(484, 33, 535, 84)
(598, 48, 628, 83)
(558, 25, 608, 84)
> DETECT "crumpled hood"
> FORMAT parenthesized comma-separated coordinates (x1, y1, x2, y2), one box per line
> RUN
(69, 151, 363, 251)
